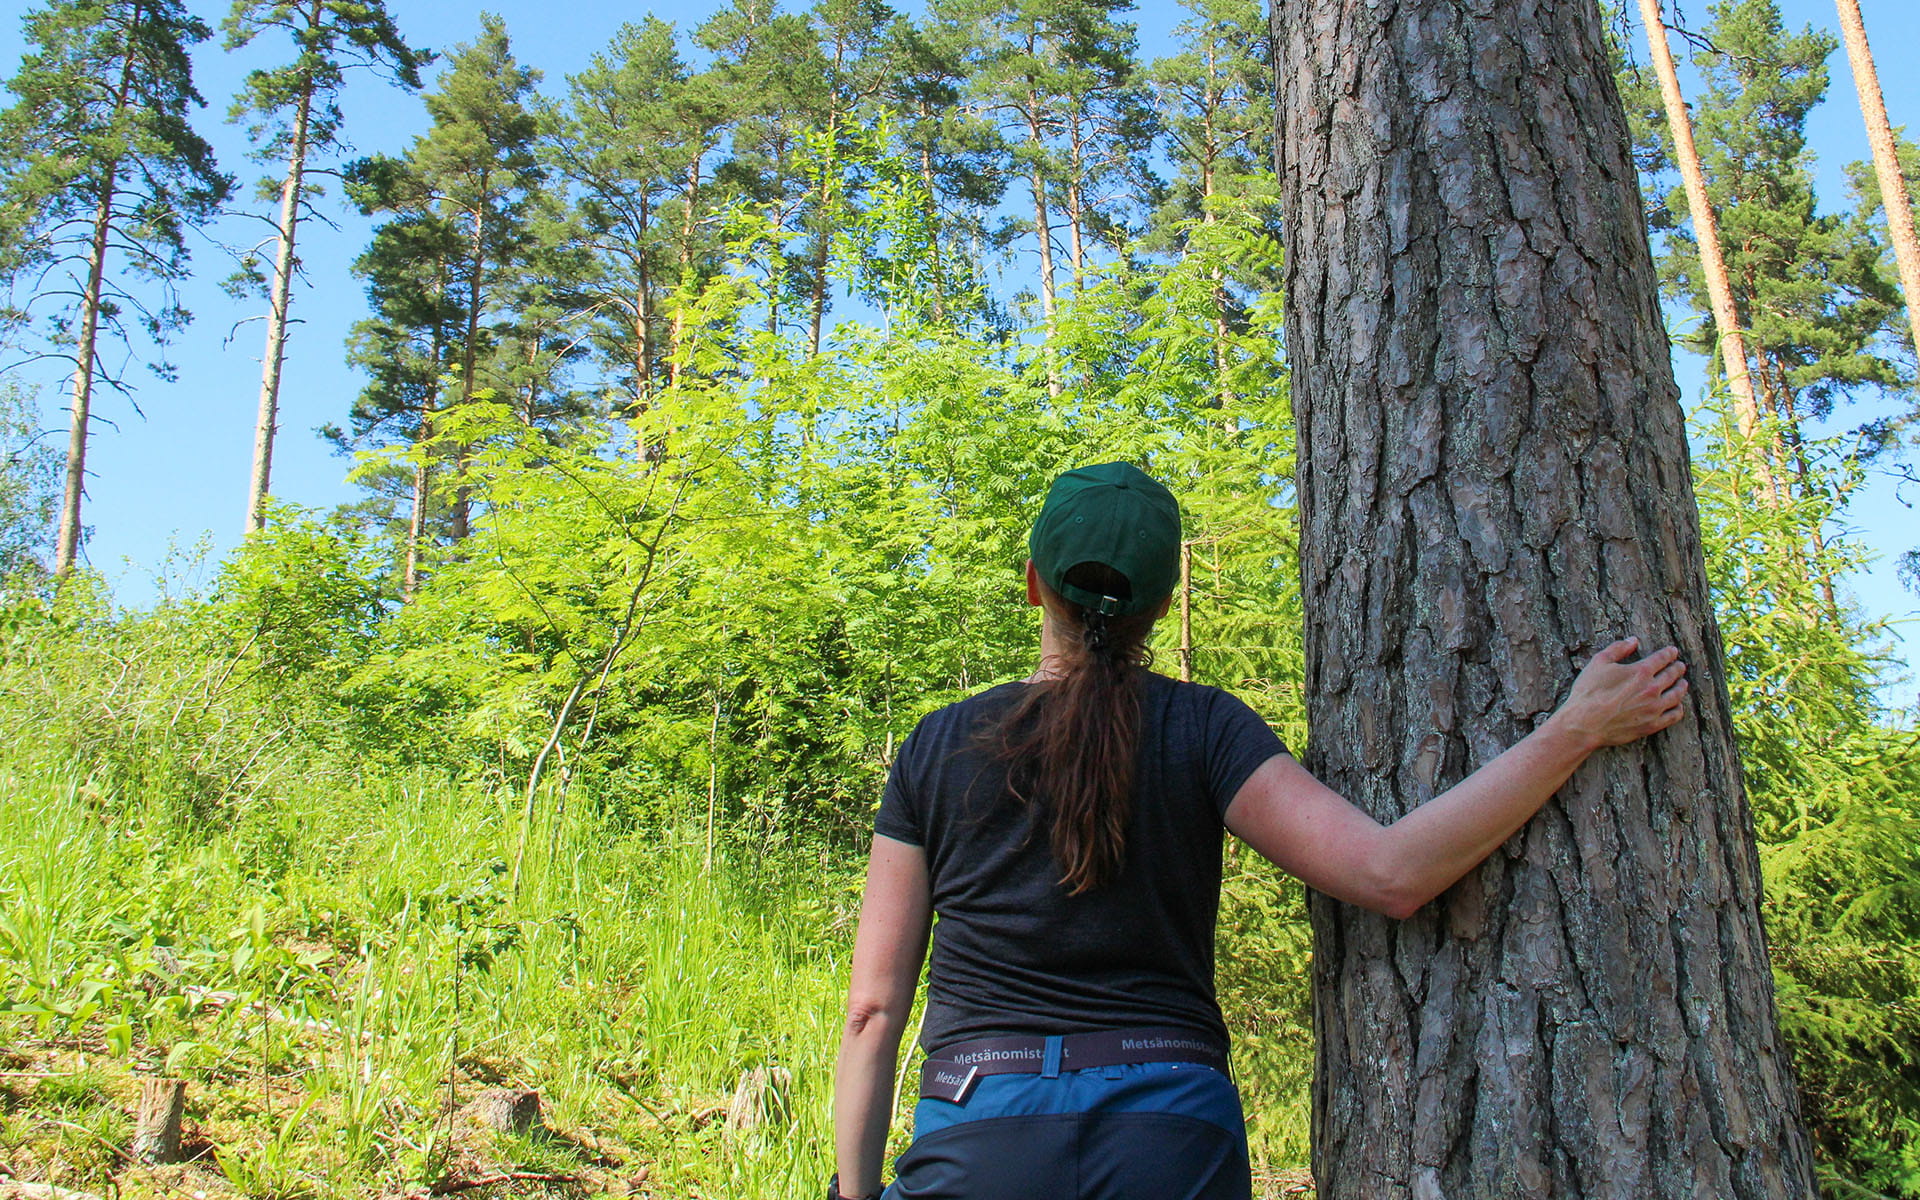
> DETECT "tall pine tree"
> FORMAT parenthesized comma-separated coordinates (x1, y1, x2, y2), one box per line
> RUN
(549, 18, 726, 408)
(0, 0, 232, 576)
(340, 13, 544, 591)
(1649, 1, 1906, 475)
(224, 0, 428, 534)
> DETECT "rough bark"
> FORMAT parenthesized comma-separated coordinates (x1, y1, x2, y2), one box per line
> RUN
(1834, 0, 1920, 359)
(1634, 0, 1770, 494)
(1269, 0, 1817, 1196)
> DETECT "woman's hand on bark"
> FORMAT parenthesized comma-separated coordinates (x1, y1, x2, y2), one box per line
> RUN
(1553, 637, 1689, 751)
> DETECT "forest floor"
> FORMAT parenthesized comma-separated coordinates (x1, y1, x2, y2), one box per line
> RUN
(0, 1041, 1316, 1199)
(0, 762, 1318, 1199)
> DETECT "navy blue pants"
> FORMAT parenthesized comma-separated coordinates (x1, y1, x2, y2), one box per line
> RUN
(882, 1058, 1252, 1200)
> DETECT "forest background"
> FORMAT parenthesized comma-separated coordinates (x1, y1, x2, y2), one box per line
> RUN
(1, 0, 1918, 1197)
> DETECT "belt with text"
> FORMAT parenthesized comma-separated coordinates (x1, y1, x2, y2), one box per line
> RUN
(919, 1026, 1229, 1104)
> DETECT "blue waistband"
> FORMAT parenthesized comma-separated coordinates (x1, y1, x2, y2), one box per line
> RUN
(909, 1059, 1245, 1143)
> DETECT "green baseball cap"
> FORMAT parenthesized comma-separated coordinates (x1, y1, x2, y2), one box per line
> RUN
(1028, 462, 1182, 616)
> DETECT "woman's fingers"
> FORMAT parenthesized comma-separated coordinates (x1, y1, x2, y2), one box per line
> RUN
(1565, 640, 1690, 746)
(1595, 636, 1640, 664)
(1650, 659, 1687, 691)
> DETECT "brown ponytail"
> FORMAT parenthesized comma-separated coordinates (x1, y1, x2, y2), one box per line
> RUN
(990, 563, 1157, 895)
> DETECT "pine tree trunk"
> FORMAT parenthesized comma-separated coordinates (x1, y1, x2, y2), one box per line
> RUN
(635, 197, 653, 410)
(404, 263, 449, 601)
(1200, 132, 1232, 413)
(55, 8, 142, 578)
(669, 158, 701, 389)
(56, 169, 117, 578)
(1024, 87, 1061, 398)
(1834, 0, 1920, 358)
(1270, 0, 1817, 1195)
(1066, 114, 1088, 288)
(1635, 0, 1770, 470)
(917, 116, 946, 322)
(808, 104, 840, 357)
(246, 39, 317, 536)
(451, 196, 487, 545)
(403, 420, 430, 600)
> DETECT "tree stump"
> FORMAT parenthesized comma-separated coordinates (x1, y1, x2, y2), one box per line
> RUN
(131, 1077, 186, 1164)
(725, 1065, 791, 1132)
(461, 1087, 543, 1135)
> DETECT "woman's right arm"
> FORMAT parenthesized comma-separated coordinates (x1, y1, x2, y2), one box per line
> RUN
(1224, 637, 1688, 918)
(832, 834, 932, 1198)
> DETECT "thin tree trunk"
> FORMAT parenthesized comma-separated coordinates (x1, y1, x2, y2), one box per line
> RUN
(403, 412, 431, 600)
(1179, 540, 1193, 683)
(635, 198, 653, 410)
(450, 193, 488, 545)
(513, 673, 589, 892)
(669, 158, 701, 389)
(705, 687, 722, 872)
(918, 112, 946, 321)
(245, 29, 319, 536)
(403, 263, 448, 600)
(1024, 86, 1061, 398)
(1272, 0, 1816, 1195)
(1834, 0, 1920, 358)
(1767, 362, 1842, 625)
(808, 102, 841, 357)
(1066, 115, 1088, 288)
(521, 336, 540, 425)
(56, 171, 117, 578)
(1200, 131, 1233, 413)
(1636, 0, 1770, 484)
(55, 8, 141, 578)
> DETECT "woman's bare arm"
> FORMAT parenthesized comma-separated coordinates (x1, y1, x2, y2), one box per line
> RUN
(1225, 638, 1689, 918)
(832, 834, 932, 1197)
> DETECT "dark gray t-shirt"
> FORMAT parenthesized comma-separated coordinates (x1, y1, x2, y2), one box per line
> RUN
(874, 671, 1287, 1052)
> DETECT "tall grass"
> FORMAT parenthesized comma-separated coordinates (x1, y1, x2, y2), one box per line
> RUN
(0, 753, 865, 1197)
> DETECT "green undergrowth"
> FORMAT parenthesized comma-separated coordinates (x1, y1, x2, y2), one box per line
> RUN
(0, 753, 1320, 1198)
(0, 754, 874, 1197)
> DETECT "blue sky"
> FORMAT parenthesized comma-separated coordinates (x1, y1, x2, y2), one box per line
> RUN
(5, 0, 1919, 704)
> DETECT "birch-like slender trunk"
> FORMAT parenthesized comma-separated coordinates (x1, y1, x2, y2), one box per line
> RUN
(1024, 81, 1061, 398)
(245, 17, 320, 535)
(669, 157, 701, 389)
(56, 172, 119, 578)
(917, 112, 946, 321)
(807, 106, 839, 357)
(1834, 0, 1920, 358)
(634, 196, 653, 409)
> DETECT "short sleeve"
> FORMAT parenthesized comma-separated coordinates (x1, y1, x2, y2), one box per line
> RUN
(1203, 690, 1289, 816)
(873, 723, 925, 846)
